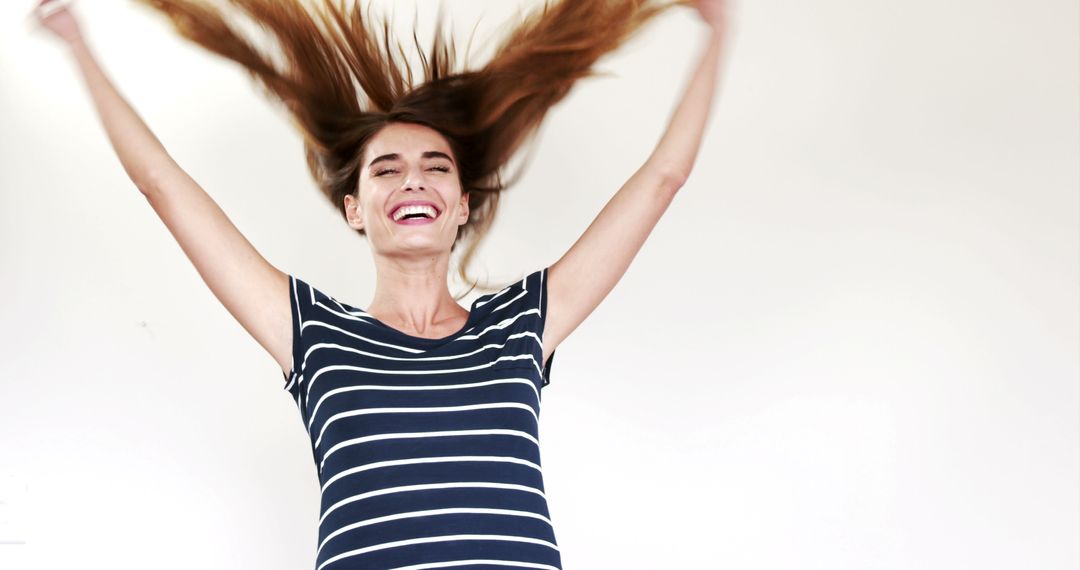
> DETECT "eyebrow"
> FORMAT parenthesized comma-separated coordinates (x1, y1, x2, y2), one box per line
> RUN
(367, 151, 455, 168)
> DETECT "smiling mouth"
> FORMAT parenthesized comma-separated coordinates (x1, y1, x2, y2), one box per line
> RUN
(390, 204, 440, 224)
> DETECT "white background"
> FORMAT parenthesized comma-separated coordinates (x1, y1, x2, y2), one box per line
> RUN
(1, 0, 1077, 568)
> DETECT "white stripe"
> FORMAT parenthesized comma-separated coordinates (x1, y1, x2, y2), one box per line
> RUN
(539, 268, 545, 313)
(315, 300, 382, 325)
(298, 304, 543, 373)
(454, 308, 539, 342)
(318, 481, 548, 526)
(320, 428, 539, 472)
(288, 276, 304, 380)
(314, 402, 539, 449)
(305, 354, 539, 399)
(307, 372, 541, 430)
(321, 454, 542, 493)
(304, 318, 427, 355)
(538, 269, 547, 363)
(317, 534, 559, 570)
(317, 506, 554, 554)
(492, 289, 527, 314)
(388, 561, 560, 570)
(304, 330, 538, 367)
(473, 283, 515, 308)
(303, 340, 470, 364)
(326, 297, 375, 319)
(292, 276, 303, 326)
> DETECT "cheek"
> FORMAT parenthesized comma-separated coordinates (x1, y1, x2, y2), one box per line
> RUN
(449, 190, 467, 211)
(357, 182, 386, 215)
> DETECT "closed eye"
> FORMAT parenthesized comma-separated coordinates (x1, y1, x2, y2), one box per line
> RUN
(374, 168, 398, 176)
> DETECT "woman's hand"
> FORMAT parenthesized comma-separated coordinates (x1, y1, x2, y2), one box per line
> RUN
(32, 0, 84, 45)
(694, 0, 728, 34)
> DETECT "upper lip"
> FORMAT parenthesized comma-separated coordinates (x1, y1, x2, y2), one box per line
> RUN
(388, 200, 441, 219)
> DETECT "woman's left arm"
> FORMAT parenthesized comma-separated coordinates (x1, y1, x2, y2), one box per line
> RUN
(543, 1, 730, 364)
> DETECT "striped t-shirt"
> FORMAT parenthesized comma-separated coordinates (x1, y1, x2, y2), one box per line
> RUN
(283, 267, 560, 570)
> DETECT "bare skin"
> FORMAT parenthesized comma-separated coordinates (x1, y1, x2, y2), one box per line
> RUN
(343, 122, 472, 340)
(32, 0, 732, 378)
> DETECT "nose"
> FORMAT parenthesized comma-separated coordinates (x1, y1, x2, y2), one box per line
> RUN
(402, 170, 427, 191)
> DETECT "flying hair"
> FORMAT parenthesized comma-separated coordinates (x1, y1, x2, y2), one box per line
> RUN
(133, 0, 690, 293)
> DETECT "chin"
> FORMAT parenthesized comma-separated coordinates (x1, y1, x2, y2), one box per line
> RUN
(379, 236, 453, 257)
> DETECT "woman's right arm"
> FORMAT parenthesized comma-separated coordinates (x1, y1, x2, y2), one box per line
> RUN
(35, 0, 295, 377)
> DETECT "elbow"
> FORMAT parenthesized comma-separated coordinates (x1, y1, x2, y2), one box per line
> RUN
(135, 178, 161, 202)
(135, 177, 157, 199)
(136, 168, 172, 201)
(655, 165, 689, 194)
(134, 158, 181, 199)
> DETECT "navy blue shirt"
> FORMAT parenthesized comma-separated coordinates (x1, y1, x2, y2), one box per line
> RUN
(283, 267, 559, 570)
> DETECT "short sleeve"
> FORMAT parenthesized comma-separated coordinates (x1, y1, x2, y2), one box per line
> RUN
(487, 267, 556, 390)
(534, 266, 555, 388)
(283, 274, 317, 394)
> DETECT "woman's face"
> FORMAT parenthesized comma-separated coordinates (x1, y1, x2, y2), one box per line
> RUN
(345, 122, 470, 260)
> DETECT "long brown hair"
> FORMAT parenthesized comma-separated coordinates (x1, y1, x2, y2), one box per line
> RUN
(135, 0, 688, 293)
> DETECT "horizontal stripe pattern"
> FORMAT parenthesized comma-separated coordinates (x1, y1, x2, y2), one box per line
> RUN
(283, 268, 559, 569)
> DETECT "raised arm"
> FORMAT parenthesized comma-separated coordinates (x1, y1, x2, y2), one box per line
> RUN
(542, 0, 730, 366)
(33, 0, 295, 378)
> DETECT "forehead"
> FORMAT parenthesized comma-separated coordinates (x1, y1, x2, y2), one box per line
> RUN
(363, 123, 453, 164)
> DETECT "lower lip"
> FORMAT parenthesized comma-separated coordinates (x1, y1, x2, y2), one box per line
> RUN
(392, 215, 438, 225)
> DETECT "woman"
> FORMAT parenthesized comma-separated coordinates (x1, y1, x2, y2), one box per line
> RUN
(34, 0, 729, 567)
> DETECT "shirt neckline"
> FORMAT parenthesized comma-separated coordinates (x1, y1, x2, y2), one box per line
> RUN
(347, 295, 490, 346)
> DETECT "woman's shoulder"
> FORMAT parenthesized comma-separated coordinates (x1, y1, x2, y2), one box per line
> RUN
(285, 273, 378, 328)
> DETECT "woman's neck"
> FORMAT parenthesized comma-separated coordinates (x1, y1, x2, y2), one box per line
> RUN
(366, 256, 468, 337)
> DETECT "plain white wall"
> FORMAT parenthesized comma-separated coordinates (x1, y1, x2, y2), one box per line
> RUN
(1, 0, 1077, 568)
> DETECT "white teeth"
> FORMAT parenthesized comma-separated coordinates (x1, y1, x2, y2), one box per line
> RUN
(392, 205, 438, 221)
